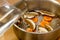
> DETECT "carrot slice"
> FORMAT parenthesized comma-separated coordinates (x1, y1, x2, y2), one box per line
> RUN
(40, 20, 49, 27)
(44, 16, 52, 22)
(26, 28, 33, 32)
(31, 17, 38, 23)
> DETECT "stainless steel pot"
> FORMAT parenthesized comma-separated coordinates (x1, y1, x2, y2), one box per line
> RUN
(13, 0, 60, 40)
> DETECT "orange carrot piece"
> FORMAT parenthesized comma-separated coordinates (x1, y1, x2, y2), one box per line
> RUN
(26, 28, 33, 32)
(40, 20, 49, 27)
(31, 17, 38, 23)
(44, 16, 52, 22)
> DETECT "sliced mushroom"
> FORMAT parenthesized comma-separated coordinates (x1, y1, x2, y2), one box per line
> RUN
(35, 10, 55, 17)
(45, 24, 53, 31)
(25, 19, 36, 30)
(38, 27, 48, 33)
(24, 12, 38, 18)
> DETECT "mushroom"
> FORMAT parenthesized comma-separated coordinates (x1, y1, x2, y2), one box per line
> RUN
(45, 24, 53, 31)
(38, 27, 48, 33)
(24, 12, 38, 18)
(25, 19, 36, 30)
(35, 10, 55, 17)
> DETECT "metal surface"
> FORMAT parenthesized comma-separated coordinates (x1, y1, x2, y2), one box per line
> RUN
(14, 0, 60, 40)
(0, 4, 22, 36)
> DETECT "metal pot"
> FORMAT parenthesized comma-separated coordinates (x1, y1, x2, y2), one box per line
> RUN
(13, 0, 60, 40)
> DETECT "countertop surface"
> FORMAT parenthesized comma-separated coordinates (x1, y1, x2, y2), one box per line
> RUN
(0, 0, 60, 40)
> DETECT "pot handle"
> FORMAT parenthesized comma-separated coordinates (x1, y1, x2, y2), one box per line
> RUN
(0, 7, 21, 36)
(0, 14, 19, 36)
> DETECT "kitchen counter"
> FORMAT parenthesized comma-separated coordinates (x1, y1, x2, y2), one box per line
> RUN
(0, 0, 60, 40)
(0, 26, 19, 40)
